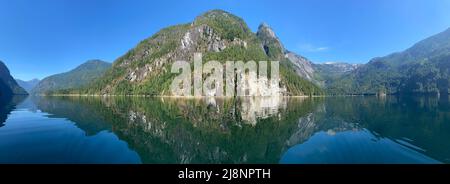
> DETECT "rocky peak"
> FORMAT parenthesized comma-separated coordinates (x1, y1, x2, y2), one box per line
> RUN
(256, 23, 285, 59)
(257, 23, 277, 39)
(256, 24, 318, 84)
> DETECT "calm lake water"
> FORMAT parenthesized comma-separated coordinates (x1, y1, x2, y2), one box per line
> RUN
(0, 95, 449, 164)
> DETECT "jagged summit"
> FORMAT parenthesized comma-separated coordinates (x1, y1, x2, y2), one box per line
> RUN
(260, 22, 270, 28)
(257, 22, 277, 39)
(256, 22, 285, 60)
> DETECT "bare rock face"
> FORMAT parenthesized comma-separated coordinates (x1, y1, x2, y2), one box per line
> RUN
(203, 25, 227, 52)
(125, 54, 171, 83)
(259, 23, 277, 38)
(181, 24, 247, 53)
(285, 52, 316, 82)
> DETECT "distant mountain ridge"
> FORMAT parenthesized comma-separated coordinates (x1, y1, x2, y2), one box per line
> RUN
(313, 62, 362, 87)
(327, 28, 450, 95)
(15, 78, 40, 93)
(284, 51, 316, 82)
(0, 61, 27, 98)
(32, 60, 111, 94)
(254, 21, 361, 90)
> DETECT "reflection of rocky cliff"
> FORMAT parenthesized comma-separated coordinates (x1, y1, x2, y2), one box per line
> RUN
(239, 96, 287, 125)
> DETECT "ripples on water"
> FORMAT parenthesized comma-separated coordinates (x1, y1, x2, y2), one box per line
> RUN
(0, 95, 449, 164)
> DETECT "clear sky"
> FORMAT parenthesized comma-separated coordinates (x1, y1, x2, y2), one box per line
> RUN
(1, 0, 449, 80)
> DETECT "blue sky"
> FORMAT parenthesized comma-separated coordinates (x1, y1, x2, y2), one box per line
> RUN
(1, 0, 449, 80)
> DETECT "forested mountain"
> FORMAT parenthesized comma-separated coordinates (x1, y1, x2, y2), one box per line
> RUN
(32, 60, 111, 95)
(0, 61, 27, 98)
(81, 10, 322, 96)
(327, 28, 450, 95)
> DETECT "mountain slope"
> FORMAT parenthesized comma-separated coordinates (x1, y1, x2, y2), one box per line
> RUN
(284, 52, 316, 82)
(328, 28, 450, 95)
(313, 62, 362, 87)
(15, 78, 40, 93)
(0, 61, 27, 98)
(84, 10, 322, 96)
(257, 22, 360, 89)
(33, 60, 111, 94)
(256, 22, 323, 95)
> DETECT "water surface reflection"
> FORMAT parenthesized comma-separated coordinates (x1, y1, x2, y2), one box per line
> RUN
(0, 95, 448, 163)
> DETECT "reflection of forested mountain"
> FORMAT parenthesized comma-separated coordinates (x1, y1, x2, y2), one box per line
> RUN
(0, 98, 13, 126)
(34, 96, 326, 163)
(108, 97, 324, 163)
(32, 96, 113, 136)
(322, 96, 450, 162)
(0, 96, 26, 127)
(32, 96, 450, 163)
(285, 105, 359, 147)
